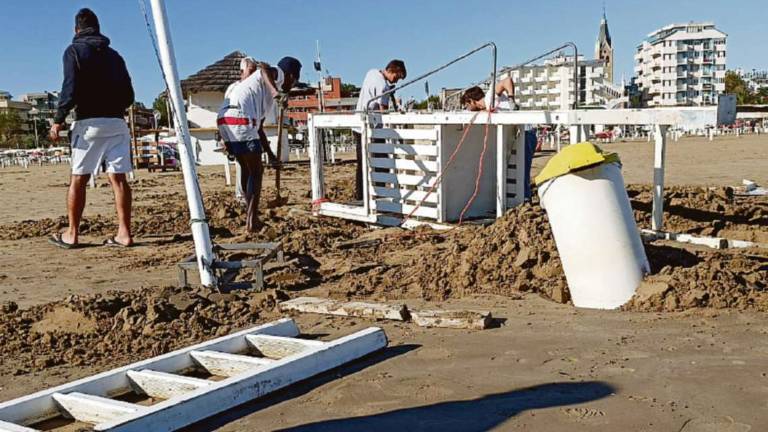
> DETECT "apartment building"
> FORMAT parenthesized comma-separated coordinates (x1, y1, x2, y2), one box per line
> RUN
(0, 91, 32, 132)
(736, 69, 768, 92)
(634, 22, 727, 106)
(501, 55, 623, 110)
(287, 76, 357, 127)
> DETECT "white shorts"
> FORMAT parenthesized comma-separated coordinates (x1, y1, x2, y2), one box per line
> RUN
(70, 118, 132, 175)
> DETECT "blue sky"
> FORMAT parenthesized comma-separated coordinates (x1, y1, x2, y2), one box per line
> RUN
(1, 0, 766, 105)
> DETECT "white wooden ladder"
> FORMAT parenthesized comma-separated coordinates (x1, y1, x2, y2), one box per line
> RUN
(0, 318, 387, 432)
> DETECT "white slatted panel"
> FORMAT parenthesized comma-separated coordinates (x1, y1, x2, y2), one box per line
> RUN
(370, 172, 438, 187)
(371, 128, 438, 141)
(374, 200, 439, 219)
(368, 143, 438, 157)
(370, 187, 439, 204)
(369, 158, 438, 172)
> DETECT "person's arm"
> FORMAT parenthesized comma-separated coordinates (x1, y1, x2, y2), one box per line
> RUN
(494, 77, 515, 98)
(257, 63, 280, 98)
(51, 46, 78, 141)
(258, 119, 277, 163)
(118, 54, 135, 110)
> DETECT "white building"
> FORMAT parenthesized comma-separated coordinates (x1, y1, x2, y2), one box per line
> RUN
(736, 69, 768, 92)
(634, 22, 727, 107)
(502, 55, 623, 110)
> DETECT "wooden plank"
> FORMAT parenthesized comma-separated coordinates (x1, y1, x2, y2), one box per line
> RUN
(190, 351, 273, 377)
(126, 370, 211, 400)
(370, 128, 438, 141)
(374, 200, 439, 219)
(369, 157, 438, 172)
(246, 335, 325, 359)
(370, 186, 438, 204)
(370, 172, 437, 187)
(368, 143, 438, 157)
(52, 393, 143, 424)
(279, 297, 410, 321)
(95, 328, 388, 432)
(0, 420, 37, 432)
(375, 215, 453, 230)
(0, 319, 299, 427)
(410, 310, 493, 330)
(317, 202, 377, 223)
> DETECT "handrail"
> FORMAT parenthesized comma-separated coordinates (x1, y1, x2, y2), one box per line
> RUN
(363, 42, 497, 114)
(445, 42, 580, 110)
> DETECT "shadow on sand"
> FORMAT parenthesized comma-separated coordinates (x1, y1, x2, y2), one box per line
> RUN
(181, 344, 421, 432)
(277, 381, 615, 432)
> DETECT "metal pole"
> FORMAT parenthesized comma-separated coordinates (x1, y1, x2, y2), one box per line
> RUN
(149, 0, 216, 287)
(32, 117, 39, 148)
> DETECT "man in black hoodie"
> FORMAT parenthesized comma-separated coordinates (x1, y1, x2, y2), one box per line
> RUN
(49, 8, 135, 249)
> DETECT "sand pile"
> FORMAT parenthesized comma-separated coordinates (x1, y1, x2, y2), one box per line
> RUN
(628, 185, 768, 242)
(409, 203, 568, 302)
(624, 249, 768, 312)
(0, 286, 287, 375)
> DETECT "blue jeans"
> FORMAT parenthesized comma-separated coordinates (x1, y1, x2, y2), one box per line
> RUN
(524, 130, 537, 200)
(225, 139, 261, 156)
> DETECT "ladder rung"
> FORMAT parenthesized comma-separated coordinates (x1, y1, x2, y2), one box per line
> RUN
(190, 351, 273, 377)
(0, 420, 37, 432)
(52, 392, 144, 424)
(127, 370, 212, 399)
(245, 335, 325, 359)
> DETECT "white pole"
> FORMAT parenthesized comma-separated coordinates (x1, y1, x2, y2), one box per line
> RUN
(652, 125, 668, 231)
(149, 0, 216, 287)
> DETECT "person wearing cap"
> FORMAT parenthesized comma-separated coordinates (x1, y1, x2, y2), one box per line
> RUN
(217, 56, 301, 232)
(353, 60, 407, 201)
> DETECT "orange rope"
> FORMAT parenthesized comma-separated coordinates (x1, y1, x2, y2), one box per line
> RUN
(458, 110, 493, 224)
(403, 111, 482, 221)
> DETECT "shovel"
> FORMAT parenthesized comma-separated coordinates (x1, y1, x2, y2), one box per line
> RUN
(268, 107, 289, 207)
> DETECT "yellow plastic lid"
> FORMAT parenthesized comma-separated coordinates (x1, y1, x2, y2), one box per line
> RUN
(534, 142, 621, 185)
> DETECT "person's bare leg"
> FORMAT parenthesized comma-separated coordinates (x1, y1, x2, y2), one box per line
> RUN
(108, 173, 133, 246)
(63, 174, 90, 245)
(242, 153, 264, 233)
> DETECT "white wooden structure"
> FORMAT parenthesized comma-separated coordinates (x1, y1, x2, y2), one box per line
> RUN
(309, 100, 736, 229)
(0, 319, 387, 432)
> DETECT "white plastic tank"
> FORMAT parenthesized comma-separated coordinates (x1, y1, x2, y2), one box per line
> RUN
(536, 143, 649, 309)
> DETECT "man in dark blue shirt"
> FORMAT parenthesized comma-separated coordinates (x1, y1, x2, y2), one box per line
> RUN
(48, 8, 135, 249)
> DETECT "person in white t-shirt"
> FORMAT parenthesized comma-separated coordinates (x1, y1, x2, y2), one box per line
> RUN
(460, 77, 516, 112)
(217, 56, 301, 232)
(353, 60, 407, 200)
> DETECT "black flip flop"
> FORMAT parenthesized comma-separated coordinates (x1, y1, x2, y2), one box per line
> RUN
(103, 236, 132, 248)
(48, 233, 79, 250)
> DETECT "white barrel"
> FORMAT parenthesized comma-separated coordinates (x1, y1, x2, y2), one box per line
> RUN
(538, 162, 649, 309)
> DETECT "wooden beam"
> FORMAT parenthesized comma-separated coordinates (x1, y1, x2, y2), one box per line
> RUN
(190, 351, 273, 377)
(410, 309, 493, 330)
(0, 420, 37, 432)
(52, 392, 143, 424)
(96, 327, 387, 432)
(279, 297, 410, 321)
(245, 335, 325, 359)
(126, 370, 211, 400)
(0, 319, 299, 427)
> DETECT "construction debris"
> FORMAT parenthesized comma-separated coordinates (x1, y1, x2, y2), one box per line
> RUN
(279, 296, 410, 321)
(410, 309, 493, 330)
